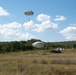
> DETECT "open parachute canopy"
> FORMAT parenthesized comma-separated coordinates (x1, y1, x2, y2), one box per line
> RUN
(24, 10, 34, 16)
(32, 41, 44, 48)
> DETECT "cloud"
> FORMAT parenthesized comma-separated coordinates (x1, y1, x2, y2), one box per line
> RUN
(60, 25, 76, 40)
(0, 22, 21, 37)
(32, 21, 58, 32)
(16, 32, 35, 40)
(0, 22, 21, 29)
(0, 22, 35, 41)
(37, 14, 50, 21)
(54, 15, 66, 21)
(0, 14, 58, 41)
(23, 20, 35, 30)
(0, 7, 9, 16)
(23, 14, 58, 32)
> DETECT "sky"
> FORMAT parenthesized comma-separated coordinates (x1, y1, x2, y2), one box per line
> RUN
(0, 0, 76, 42)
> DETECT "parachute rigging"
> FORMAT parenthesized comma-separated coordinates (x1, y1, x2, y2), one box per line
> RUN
(24, 10, 34, 21)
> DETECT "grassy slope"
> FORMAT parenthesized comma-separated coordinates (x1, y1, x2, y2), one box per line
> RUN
(0, 50, 76, 75)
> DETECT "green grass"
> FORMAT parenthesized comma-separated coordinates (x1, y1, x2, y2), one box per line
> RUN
(0, 49, 76, 75)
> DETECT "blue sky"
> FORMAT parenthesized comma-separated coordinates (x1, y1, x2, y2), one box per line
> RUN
(0, 0, 76, 42)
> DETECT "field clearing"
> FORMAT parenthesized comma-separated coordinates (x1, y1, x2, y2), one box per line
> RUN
(0, 50, 76, 75)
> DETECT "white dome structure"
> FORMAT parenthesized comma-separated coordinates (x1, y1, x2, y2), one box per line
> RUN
(32, 41, 44, 48)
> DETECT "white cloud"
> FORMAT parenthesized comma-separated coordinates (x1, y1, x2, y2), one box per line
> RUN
(0, 22, 21, 29)
(23, 20, 35, 30)
(54, 15, 66, 21)
(60, 25, 76, 40)
(23, 14, 58, 32)
(0, 22, 21, 37)
(37, 14, 50, 21)
(0, 22, 35, 41)
(0, 14, 59, 41)
(0, 28, 17, 37)
(0, 7, 9, 16)
(16, 32, 35, 40)
(32, 21, 58, 32)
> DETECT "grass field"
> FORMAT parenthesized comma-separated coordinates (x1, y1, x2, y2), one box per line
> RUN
(0, 49, 76, 75)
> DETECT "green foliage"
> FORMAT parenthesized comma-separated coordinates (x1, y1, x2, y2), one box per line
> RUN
(0, 39, 41, 53)
(0, 39, 76, 53)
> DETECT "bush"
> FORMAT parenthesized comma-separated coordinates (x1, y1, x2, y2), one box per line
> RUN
(32, 59, 38, 63)
(41, 59, 48, 64)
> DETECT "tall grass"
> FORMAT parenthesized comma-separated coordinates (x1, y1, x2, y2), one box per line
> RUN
(51, 58, 76, 65)
(0, 50, 76, 75)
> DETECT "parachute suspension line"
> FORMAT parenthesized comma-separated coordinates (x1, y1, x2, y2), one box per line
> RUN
(28, 16, 31, 22)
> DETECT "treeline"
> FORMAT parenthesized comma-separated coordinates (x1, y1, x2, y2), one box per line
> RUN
(50, 41, 76, 49)
(0, 39, 42, 53)
(0, 39, 76, 53)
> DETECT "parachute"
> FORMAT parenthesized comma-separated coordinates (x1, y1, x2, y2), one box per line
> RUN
(32, 41, 44, 48)
(24, 10, 34, 15)
(24, 10, 34, 21)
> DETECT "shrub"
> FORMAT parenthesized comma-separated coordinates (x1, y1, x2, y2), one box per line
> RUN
(32, 59, 38, 63)
(41, 59, 48, 64)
